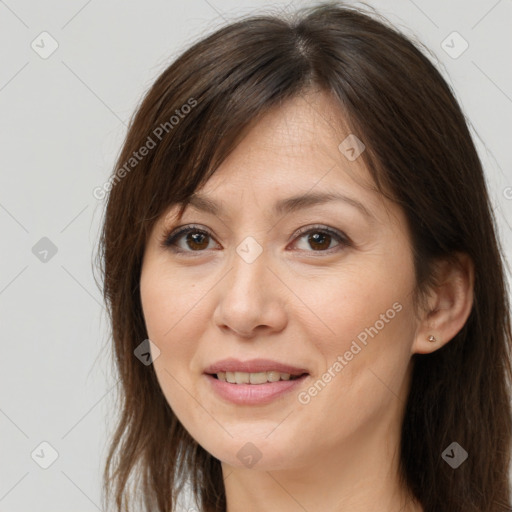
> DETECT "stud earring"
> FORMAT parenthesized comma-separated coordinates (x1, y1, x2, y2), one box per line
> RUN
(427, 335, 437, 343)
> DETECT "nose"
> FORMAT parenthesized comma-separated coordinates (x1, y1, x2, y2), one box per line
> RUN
(212, 243, 288, 338)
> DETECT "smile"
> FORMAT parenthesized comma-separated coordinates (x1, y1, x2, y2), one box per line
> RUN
(214, 371, 304, 384)
(204, 372, 309, 405)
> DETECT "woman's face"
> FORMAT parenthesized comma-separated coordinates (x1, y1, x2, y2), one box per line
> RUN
(140, 91, 420, 471)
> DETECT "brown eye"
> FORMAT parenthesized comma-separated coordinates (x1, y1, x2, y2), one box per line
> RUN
(306, 232, 333, 251)
(163, 226, 217, 252)
(293, 226, 350, 253)
(183, 231, 210, 250)
(162, 224, 350, 256)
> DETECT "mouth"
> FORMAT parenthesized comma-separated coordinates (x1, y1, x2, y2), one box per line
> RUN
(203, 358, 310, 404)
(208, 370, 308, 384)
(203, 358, 310, 382)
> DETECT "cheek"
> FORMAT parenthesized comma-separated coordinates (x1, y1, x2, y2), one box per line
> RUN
(293, 299, 415, 453)
(140, 264, 211, 427)
(291, 254, 413, 357)
(140, 261, 207, 343)
(140, 284, 202, 375)
(291, 251, 416, 415)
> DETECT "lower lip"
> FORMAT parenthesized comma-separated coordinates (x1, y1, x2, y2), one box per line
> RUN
(204, 374, 308, 405)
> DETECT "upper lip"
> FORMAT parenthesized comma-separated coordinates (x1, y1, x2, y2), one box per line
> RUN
(204, 358, 309, 376)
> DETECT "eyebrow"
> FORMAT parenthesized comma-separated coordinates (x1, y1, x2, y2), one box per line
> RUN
(179, 191, 374, 221)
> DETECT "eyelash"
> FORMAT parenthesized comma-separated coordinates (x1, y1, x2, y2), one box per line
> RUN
(160, 223, 351, 256)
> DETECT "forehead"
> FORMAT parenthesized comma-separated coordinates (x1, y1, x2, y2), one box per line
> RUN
(161, 91, 392, 226)
(233, 91, 359, 160)
(205, 94, 376, 196)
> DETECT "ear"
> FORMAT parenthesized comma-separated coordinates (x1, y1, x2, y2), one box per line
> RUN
(412, 252, 474, 355)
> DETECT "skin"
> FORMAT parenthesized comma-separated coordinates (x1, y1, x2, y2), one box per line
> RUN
(140, 90, 474, 512)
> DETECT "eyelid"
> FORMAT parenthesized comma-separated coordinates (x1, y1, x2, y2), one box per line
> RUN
(288, 224, 351, 255)
(160, 223, 218, 251)
(161, 223, 351, 254)
(292, 224, 350, 245)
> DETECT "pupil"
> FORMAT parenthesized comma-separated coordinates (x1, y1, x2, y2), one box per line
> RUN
(187, 232, 208, 250)
(309, 232, 330, 250)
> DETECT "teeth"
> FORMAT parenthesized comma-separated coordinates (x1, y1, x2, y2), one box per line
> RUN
(267, 371, 281, 382)
(216, 371, 300, 384)
(235, 371, 250, 384)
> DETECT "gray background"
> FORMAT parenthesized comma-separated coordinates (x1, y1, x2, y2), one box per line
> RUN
(1, 0, 511, 510)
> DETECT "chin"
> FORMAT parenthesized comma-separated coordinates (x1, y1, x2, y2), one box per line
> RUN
(198, 434, 306, 472)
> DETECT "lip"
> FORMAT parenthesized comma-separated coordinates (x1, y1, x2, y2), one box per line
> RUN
(203, 358, 309, 376)
(203, 358, 310, 405)
(204, 373, 309, 405)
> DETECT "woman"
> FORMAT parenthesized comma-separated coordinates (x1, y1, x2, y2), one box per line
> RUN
(97, 2, 512, 511)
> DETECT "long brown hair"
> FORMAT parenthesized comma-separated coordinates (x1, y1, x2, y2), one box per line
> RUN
(96, 2, 512, 511)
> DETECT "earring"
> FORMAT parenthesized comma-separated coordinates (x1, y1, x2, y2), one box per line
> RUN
(427, 335, 437, 343)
